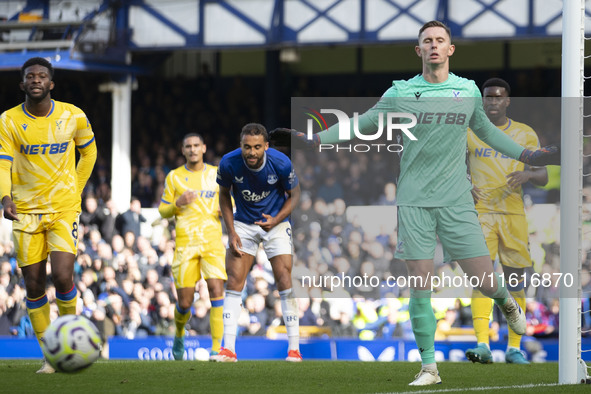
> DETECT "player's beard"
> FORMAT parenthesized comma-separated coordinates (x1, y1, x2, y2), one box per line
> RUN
(25, 85, 51, 102)
(243, 154, 263, 169)
(188, 157, 201, 166)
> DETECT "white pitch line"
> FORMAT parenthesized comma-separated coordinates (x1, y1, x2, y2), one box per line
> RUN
(378, 382, 571, 394)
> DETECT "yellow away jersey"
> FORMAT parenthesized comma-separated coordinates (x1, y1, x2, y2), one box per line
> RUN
(0, 100, 95, 214)
(160, 163, 222, 248)
(467, 118, 540, 215)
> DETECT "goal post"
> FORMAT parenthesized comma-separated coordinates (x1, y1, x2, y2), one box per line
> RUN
(560, 0, 585, 385)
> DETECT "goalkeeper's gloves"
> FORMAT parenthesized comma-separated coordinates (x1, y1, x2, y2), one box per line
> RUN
(268, 128, 320, 150)
(519, 145, 560, 166)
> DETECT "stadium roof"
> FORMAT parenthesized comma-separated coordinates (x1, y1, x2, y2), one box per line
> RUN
(0, 0, 588, 74)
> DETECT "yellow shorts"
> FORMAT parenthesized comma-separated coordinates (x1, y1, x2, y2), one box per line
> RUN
(172, 243, 227, 289)
(12, 211, 80, 267)
(478, 213, 531, 269)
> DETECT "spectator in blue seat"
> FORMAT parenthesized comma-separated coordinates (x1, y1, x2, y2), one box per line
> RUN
(298, 297, 318, 326)
(188, 299, 211, 336)
(244, 293, 269, 336)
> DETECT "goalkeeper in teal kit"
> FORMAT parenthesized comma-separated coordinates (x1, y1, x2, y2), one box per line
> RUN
(270, 20, 559, 386)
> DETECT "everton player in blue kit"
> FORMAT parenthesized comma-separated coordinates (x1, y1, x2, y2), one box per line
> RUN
(216, 123, 302, 362)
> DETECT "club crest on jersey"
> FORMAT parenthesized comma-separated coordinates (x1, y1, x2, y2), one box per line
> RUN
(267, 174, 278, 184)
(234, 176, 244, 184)
(55, 120, 62, 130)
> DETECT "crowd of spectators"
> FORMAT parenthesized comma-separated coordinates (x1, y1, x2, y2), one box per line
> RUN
(0, 66, 581, 353)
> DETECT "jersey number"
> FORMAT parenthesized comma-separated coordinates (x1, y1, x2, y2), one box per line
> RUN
(71, 222, 78, 247)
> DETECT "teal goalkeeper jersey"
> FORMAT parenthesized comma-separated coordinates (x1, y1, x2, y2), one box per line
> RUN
(318, 73, 525, 207)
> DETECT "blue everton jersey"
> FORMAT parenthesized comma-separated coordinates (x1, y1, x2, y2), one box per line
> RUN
(217, 147, 298, 224)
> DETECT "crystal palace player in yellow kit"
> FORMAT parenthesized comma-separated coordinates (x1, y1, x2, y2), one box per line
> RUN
(158, 133, 226, 361)
(0, 57, 97, 373)
(465, 78, 548, 365)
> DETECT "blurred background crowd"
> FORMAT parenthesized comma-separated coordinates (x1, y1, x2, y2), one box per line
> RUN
(0, 68, 586, 352)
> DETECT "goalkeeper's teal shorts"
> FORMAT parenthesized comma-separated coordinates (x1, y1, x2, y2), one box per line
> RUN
(394, 203, 489, 261)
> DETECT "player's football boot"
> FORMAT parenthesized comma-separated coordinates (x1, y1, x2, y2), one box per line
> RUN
(408, 367, 442, 386)
(286, 349, 303, 362)
(217, 347, 238, 362)
(172, 336, 185, 360)
(209, 350, 223, 362)
(36, 358, 55, 374)
(505, 348, 530, 364)
(465, 343, 493, 364)
(499, 297, 526, 335)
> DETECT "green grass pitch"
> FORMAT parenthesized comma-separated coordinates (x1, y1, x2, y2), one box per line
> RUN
(1, 360, 589, 394)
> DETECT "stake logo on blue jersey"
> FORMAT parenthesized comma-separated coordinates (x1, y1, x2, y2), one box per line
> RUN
(242, 189, 270, 202)
(217, 148, 298, 224)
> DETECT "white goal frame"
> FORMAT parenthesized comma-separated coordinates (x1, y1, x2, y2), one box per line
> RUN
(560, 0, 587, 385)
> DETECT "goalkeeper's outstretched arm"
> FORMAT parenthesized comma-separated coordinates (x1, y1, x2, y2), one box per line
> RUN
(269, 111, 378, 149)
(519, 145, 560, 166)
(472, 113, 560, 167)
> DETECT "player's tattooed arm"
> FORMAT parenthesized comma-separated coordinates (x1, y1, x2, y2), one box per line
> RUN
(219, 185, 243, 257)
(254, 184, 301, 232)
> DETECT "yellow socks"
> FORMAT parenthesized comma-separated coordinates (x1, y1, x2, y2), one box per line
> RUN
(210, 297, 224, 353)
(26, 294, 50, 345)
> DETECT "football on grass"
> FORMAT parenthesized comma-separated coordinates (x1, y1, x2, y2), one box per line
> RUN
(41, 315, 102, 372)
